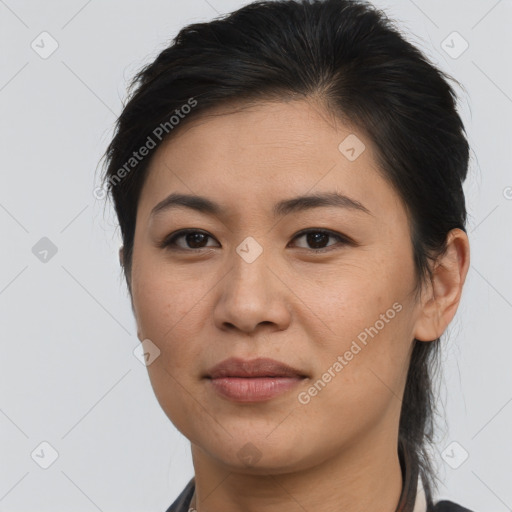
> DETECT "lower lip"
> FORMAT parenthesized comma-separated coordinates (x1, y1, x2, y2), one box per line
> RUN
(208, 376, 304, 402)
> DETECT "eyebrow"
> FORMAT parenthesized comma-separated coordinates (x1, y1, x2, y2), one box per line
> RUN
(150, 191, 372, 219)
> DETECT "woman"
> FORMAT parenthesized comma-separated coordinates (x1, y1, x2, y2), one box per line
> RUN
(101, 0, 474, 510)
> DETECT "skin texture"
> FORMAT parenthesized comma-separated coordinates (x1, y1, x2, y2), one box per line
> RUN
(123, 99, 470, 512)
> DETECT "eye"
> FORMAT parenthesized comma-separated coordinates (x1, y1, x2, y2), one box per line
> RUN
(290, 228, 353, 252)
(160, 229, 219, 250)
(159, 228, 355, 253)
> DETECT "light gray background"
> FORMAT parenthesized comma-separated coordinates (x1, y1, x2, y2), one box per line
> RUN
(1, 0, 511, 511)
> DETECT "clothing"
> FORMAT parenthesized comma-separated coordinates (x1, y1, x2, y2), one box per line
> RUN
(165, 443, 476, 512)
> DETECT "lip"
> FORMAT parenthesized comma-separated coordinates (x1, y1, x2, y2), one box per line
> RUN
(205, 357, 307, 403)
(206, 357, 306, 379)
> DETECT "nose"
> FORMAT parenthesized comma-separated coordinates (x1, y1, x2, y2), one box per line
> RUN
(213, 245, 291, 335)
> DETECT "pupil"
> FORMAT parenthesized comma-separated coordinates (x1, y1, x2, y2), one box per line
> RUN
(187, 233, 206, 248)
(308, 232, 328, 248)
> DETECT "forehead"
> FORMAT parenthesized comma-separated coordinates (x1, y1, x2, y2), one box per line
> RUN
(158, 98, 361, 161)
(136, 99, 402, 224)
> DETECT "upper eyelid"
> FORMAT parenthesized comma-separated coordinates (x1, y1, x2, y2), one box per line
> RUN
(292, 228, 348, 240)
(163, 229, 218, 247)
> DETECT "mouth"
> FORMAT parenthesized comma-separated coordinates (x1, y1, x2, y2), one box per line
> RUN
(205, 357, 308, 402)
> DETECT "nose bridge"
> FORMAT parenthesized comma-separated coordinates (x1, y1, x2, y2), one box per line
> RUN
(235, 234, 266, 267)
(214, 236, 287, 333)
(229, 236, 271, 299)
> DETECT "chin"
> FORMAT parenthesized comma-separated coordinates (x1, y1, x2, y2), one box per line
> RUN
(195, 430, 316, 473)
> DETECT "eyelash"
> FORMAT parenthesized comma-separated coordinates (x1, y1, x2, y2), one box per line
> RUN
(159, 228, 355, 253)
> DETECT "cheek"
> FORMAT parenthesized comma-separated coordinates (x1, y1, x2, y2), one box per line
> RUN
(131, 264, 211, 432)
(298, 252, 414, 395)
(132, 249, 199, 332)
(298, 254, 410, 340)
(295, 284, 411, 447)
(131, 260, 201, 360)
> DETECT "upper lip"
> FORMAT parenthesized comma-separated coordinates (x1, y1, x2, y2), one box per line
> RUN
(206, 357, 307, 379)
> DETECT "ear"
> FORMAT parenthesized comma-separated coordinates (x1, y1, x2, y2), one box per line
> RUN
(413, 228, 470, 342)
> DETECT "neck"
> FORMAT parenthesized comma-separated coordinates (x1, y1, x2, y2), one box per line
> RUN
(189, 430, 404, 512)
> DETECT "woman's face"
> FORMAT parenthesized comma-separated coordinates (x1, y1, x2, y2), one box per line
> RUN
(130, 99, 426, 473)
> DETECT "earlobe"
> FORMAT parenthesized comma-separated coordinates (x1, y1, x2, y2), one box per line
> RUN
(413, 228, 470, 342)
